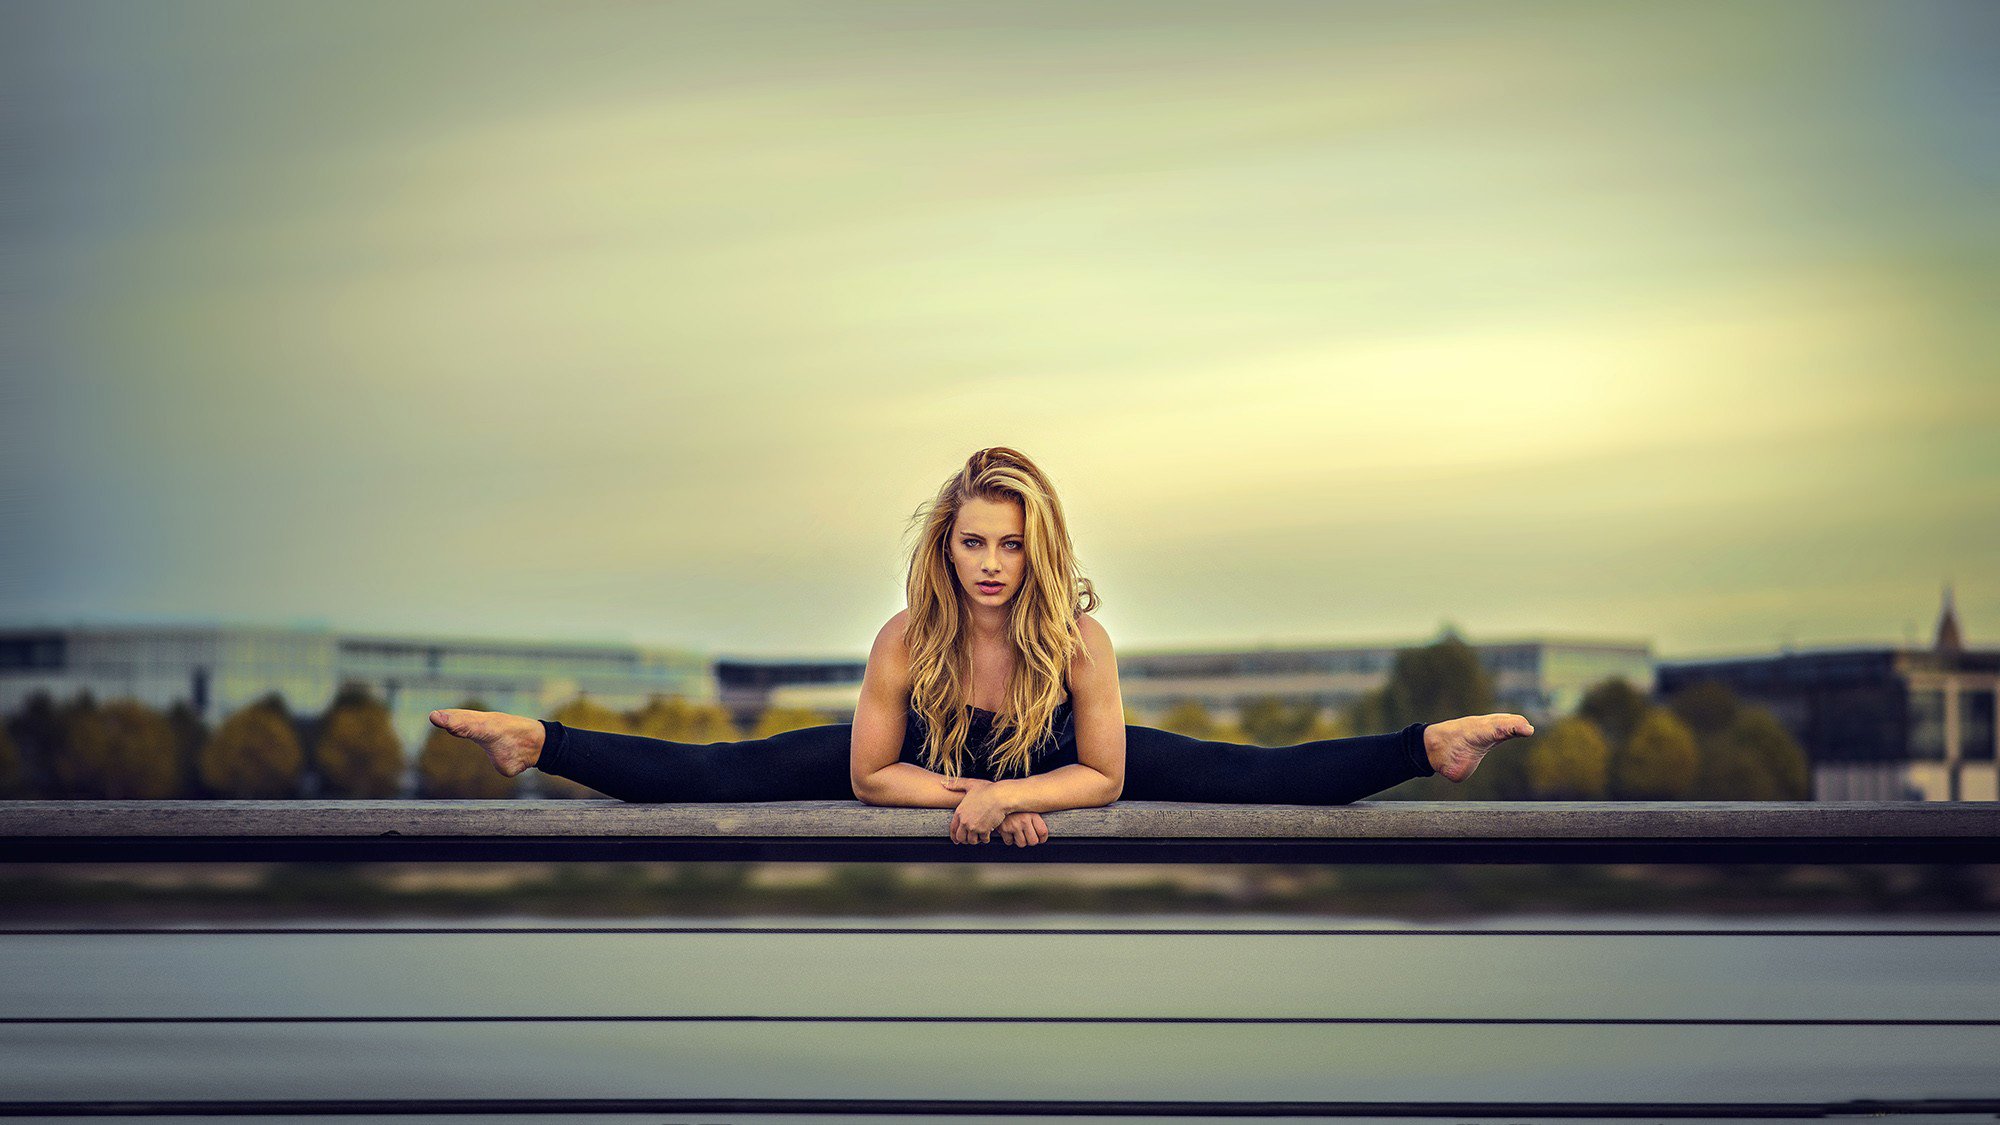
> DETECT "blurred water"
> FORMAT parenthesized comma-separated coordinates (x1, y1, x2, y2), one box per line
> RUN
(2, 912, 1995, 1116)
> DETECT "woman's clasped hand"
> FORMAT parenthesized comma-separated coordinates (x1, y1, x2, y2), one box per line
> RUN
(940, 776, 1050, 846)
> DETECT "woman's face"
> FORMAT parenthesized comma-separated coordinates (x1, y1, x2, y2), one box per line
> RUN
(949, 495, 1027, 607)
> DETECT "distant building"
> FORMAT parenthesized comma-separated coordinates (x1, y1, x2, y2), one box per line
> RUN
(0, 624, 713, 764)
(712, 635, 1654, 726)
(1655, 589, 1998, 801)
(714, 655, 868, 728)
(1117, 637, 1652, 719)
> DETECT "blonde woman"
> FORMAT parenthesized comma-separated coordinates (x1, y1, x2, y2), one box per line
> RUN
(431, 447, 1533, 847)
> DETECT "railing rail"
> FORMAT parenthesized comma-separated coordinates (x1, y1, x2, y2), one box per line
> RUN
(4, 799, 1998, 863)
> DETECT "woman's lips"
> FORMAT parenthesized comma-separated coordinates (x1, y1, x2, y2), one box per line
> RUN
(977, 582, 1004, 593)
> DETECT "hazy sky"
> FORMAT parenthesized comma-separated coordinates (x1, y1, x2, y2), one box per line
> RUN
(5, 0, 1996, 660)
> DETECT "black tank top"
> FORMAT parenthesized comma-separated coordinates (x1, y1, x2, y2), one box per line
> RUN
(898, 691, 1080, 781)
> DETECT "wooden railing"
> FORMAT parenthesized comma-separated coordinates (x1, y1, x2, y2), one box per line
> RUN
(4, 798, 1998, 864)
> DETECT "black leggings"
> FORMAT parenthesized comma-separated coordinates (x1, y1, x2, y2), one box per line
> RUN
(534, 719, 1434, 805)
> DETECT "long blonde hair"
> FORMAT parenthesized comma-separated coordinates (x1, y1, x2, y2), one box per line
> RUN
(904, 447, 1099, 779)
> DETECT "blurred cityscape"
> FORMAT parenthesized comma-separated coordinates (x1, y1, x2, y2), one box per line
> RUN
(1, 587, 1991, 804)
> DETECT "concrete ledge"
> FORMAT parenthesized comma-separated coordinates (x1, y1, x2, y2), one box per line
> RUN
(3, 800, 1996, 864)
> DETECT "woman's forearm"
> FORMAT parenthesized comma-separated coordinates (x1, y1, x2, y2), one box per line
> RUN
(991, 765, 1120, 815)
(854, 762, 964, 808)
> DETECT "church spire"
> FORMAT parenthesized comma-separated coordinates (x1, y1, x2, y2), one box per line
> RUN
(1934, 583, 1964, 655)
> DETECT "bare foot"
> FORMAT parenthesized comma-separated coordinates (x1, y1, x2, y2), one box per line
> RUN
(429, 708, 546, 777)
(1423, 713, 1535, 783)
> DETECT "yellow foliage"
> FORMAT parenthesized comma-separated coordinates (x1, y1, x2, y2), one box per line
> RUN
(1525, 716, 1610, 799)
(630, 695, 739, 742)
(1157, 701, 1220, 740)
(753, 707, 833, 738)
(55, 699, 180, 799)
(630, 695, 693, 739)
(201, 703, 305, 798)
(1613, 707, 1700, 799)
(316, 702, 404, 798)
(1698, 710, 1811, 800)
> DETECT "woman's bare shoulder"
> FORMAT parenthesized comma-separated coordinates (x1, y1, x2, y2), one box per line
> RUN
(1077, 612, 1114, 652)
(869, 609, 913, 663)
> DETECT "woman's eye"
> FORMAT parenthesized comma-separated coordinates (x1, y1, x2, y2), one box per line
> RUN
(1004, 542, 1022, 550)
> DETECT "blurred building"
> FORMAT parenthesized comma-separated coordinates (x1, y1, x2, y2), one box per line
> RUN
(1655, 590, 1998, 801)
(714, 636, 1653, 726)
(1117, 637, 1651, 719)
(0, 624, 713, 759)
(715, 655, 867, 728)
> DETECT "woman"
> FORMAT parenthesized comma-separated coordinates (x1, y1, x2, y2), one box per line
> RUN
(431, 447, 1533, 847)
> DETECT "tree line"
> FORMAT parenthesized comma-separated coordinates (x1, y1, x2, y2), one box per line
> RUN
(0, 689, 834, 800)
(0, 636, 1810, 801)
(1143, 633, 1810, 801)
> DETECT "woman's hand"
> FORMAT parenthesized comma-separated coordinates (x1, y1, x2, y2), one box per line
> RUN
(997, 810, 1049, 848)
(940, 776, 1010, 843)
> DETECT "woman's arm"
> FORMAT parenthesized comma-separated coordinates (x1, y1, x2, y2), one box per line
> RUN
(972, 613, 1126, 818)
(849, 610, 964, 808)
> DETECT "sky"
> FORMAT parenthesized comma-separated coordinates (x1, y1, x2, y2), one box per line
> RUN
(4, 0, 1996, 661)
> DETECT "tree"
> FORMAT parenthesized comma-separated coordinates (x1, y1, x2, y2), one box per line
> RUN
(200, 695, 306, 798)
(1668, 680, 1742, 742)
(753, 706, 833, 738)
(1347, 633, 1497, 732)
(1611, 707, 1700, 799)
(6, 691, 62, 795)
(541, 697, 631, 799)
(51, 696, 180, 799)
(682, 702, 740, 742)
(1238, 697, 1321, 747)
(416, 697, 519, 799)
(1697, 710, 1811, 800)
(1158, 701, 1222, 741)
(631, 695, 692, 739)
(1304, 709, 1353, 742)
(102, 699, 181, 799)
(1578, 678, 1650, 751)
(1525, 716, 1610, 799)
(630, 695, 740, 742)
(0, 723, 28, 798)
(48, 695, 106, 798)
(166, 702, 209, 798)
(1346, 689, 1390, 739)
(315, 685, 404, 798)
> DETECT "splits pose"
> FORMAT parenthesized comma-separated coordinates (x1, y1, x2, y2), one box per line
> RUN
(433, 447, 1533, 847)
